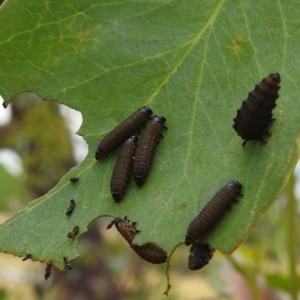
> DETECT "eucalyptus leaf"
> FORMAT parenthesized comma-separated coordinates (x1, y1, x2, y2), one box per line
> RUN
(0, 0, 299, 293)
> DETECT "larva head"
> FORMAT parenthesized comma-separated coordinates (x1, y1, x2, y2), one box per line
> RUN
(153, 115, 166, 124)
(128, 136, 139, 143)
(267, 73, 281, 85)
(140, 106, 153, 116)
(228, 180, 242, 190)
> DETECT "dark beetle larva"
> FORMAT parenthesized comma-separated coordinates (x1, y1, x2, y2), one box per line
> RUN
(132, 242, 168, 264)
(110, 136, 138, 202)
(107, 216, 140, 245)
(185, 181, 242, 245)
(44, 262, 52, 280)
(67, 225, 79, 239)
(22, 253, 32, 261)
(66, 199, 76, 216)
(233, 73, 281, 146)
(95, 106, 152, 159)
(63, 256, 72, 270)
(70, 177, 79, 182)
(188, 243, 215, 270)
(133, 115, 167, 186)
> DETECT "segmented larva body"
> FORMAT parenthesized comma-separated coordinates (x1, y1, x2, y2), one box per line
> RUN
(188, 243, 215, 270)
(44, 262, 52, 280)
(233, 73, 281, 146)
(132, 242, 167, 264)
(107, 216, 140, 245)
(66, 199, 76, 216)
(133, 115, 167, 186)
(185, 181, 242, 246)
(63, 256, 72, 270)
(110, 136, 138, 202)
(95, 106, 152, 159)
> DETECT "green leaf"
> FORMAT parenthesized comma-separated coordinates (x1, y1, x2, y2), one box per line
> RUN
(0, 0, 299, 292)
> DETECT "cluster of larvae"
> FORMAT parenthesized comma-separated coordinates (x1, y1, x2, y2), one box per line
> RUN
(184, 73, 281, 270)
(184, 181, 242, 270)
(94, 107, 168, 263)
(95, 106, 167, 201)
(23, 73, 280, 280)
(22, 185, 80, 280)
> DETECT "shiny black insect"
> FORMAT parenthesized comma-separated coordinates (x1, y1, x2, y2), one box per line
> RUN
(22, 253, 32, 261)
(185, 181, 242, 245)
(70, 177, 79, 182)
(132, 242, 168, 264)
(107, 216, 140, 244)
(66, 199, 76, 216)
(188, 243, 215, 270)
(233, 73, 281, 146)
(63, 256, 72, 270)
(110, 136, 138, 202)
(44, 262, 52, 280)
(133, 115, 167, 186)
(95, 106, 152, 159)
(67, 225, 79, 239)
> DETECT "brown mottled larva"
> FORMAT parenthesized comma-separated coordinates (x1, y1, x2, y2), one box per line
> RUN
(133, 115, 167, 186)
(66, 199, 76, 216)
(67, 225, 79, 239)
(185, 181, 242, 245)
(188, 243, 215, 270)
(132, 242, 167, 264)
(107, 217, 167, 264)
(95, 106, 152, 159)
(233, 73, 281, 146)
(44, 262, 52, 280)
(107, 216, 140, 244)
(110, 136, 138, 202)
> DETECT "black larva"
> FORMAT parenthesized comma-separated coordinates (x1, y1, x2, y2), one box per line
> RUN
(67, 225, 79, 239)
(22, 253, 32, 261)
(70, 177, 79, 182)
(188, 243, 215, 270)
(110, 136, 138, 202)
(95, 106, 152, 159)
(185, 181, 242, 246)
(233, 73, 281, 146)
(133, 115, 167, 186)
(66, 199, 76, 216)
(63, 256, 72, 270)
(44, 262, 52, 280)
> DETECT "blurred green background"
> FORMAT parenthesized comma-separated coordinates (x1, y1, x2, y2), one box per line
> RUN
(0, 93, 298, 300)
